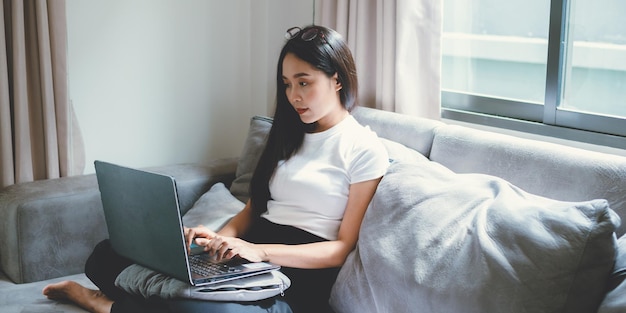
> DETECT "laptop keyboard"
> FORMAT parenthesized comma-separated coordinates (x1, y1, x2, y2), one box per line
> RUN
(189, 254, 241, 276)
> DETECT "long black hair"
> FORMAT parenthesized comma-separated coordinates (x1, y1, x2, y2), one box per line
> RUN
(249, 25, 359, 216)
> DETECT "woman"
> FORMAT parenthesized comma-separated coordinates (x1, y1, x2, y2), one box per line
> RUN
(43, 25, 389, 313)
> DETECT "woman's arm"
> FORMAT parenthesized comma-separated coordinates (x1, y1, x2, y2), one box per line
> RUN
(205, 177, 382, 268)
(217, 200, 255, 237)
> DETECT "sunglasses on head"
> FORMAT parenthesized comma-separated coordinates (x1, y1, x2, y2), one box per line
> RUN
(285, 26, 329, 46)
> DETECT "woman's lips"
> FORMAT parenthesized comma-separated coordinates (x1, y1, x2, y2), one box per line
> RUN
(296, 108, 308, 115)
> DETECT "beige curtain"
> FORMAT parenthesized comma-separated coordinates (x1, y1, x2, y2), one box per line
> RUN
(315, 0, 442, 119)
(0, 0, 84, 188)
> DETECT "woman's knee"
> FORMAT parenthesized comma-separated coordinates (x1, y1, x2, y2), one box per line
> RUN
(84, 239, 134, 300)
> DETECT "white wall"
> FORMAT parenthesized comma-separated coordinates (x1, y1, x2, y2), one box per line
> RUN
(66, 0, 314, 173)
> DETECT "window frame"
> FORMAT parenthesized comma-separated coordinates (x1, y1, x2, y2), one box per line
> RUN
(441, 0, 626, 150)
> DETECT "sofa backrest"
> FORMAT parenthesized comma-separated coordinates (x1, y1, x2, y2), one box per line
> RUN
(351, 106, 445, 158)
(353, 107, 626, 237)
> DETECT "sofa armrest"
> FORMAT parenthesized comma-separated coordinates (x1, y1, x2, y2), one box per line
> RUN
(0, 158, 237, 284)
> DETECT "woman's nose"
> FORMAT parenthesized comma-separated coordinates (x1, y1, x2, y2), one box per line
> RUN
(288, 89, 301, 103)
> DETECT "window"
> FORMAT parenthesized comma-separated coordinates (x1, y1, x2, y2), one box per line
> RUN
(442, 0, 626, 149)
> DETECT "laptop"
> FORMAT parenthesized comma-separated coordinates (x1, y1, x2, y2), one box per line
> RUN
(94, 160, 280, 286)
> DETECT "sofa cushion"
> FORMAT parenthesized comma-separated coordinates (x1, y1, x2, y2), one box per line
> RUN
(229, 116, 272, 203)
(0, 272, 97, 312)
(330, 159, 620, 313)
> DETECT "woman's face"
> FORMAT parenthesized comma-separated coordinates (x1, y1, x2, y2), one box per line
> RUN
(282, 52, 346, 132)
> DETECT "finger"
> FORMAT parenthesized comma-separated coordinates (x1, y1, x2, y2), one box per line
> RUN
(195, 226, 217, 239)
(212, 237, 231, 261)
(184, 228, 195, 250)
(224, 247, 239, 260)
(194, 237, 211, 246)
(217, 244, 233, 261)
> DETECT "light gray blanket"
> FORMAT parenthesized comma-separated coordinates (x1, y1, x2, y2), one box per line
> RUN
(330, 159, 619, 313)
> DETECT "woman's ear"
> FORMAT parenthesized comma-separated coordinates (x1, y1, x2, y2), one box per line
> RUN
(333, 73, 342, 91)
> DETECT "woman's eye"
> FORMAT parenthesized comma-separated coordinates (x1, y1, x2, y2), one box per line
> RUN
(299, 82, 308, 87)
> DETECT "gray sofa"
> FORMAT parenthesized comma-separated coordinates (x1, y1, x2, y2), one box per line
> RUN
(1, 107, 625, 313)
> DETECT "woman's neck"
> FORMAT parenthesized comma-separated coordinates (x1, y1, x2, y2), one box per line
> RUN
(309, 109, 349, 133)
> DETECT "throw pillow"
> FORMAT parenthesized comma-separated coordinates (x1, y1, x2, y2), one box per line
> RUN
(330, 159, 620, 313)
(182, 182, 245, 231)
(229, 116, 273, 203)
(598, 234, 626, 313)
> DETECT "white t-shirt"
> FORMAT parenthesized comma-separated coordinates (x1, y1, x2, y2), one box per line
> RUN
(262, 115, 389, 240)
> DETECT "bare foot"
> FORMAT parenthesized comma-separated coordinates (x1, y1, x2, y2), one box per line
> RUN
(43, 281, 113, 313)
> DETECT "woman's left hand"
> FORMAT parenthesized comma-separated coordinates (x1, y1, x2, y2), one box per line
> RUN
(183, 225, 216, 250)
(195, 235, 268, 263)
